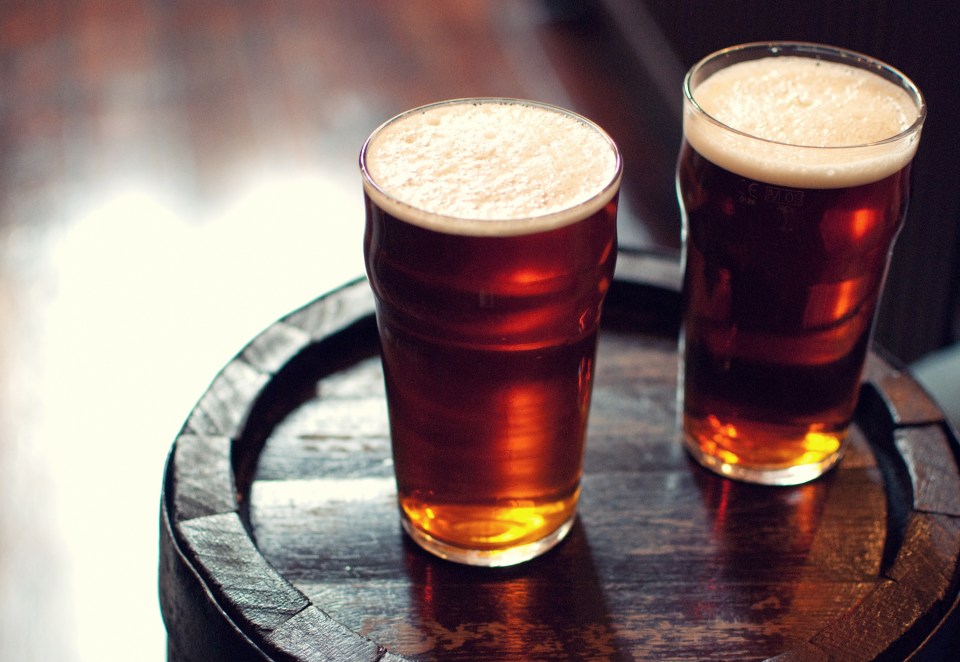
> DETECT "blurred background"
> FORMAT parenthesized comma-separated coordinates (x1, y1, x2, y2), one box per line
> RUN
(1, 1, 957, 659)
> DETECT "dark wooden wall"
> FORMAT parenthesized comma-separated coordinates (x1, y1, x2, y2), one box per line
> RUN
(594, 0, 960, 363)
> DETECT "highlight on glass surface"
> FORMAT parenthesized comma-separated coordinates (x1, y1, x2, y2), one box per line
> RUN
(676, 42, 925, 485)
(361, 98, 622, 565)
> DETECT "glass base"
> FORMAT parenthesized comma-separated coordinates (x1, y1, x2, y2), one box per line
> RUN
(400, 511, 576, 567)
(682, 433, 845, 486)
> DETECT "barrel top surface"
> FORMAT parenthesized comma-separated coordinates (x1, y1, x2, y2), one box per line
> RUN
(159, 249, 960, 661)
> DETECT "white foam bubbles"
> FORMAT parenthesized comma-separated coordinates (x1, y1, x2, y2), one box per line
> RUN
(361, 99, 621, 235)
(684, 56, 922, 188)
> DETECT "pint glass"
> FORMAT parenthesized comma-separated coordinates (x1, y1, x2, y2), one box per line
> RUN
(361, 99, 621, 565)
(677, 43, 925, 485)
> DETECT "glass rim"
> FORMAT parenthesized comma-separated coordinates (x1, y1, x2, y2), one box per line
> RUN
(683, 41, 927, 151)
(359, 97, 623, 236)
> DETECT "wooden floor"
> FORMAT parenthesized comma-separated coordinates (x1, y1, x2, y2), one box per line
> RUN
(1, 1, 956, 660)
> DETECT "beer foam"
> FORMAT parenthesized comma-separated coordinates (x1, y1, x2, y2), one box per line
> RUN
(685, 56, 922, 188)
(362, 100, 621, 235)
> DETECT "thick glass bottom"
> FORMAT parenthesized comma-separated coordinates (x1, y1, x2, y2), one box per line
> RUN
(682, 429, 845, 486)
(400, 510, 577, 567)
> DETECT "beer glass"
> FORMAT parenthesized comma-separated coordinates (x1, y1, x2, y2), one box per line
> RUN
(677, 43, 925, 485)
(361, 99, 621, 565)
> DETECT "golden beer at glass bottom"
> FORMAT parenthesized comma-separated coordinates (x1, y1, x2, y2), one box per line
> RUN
(677, 43, 925, 485)
(361, 98, 621, 566)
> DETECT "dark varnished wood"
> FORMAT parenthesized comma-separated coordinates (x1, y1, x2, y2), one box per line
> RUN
(4, 2, 956, 657)
(159, 249, 960, 660)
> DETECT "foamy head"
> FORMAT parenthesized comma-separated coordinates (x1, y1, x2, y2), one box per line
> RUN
(361, 99, 621, 236)
(684, 44, 925, 188)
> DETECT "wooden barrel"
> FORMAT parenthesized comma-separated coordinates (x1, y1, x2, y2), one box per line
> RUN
(159, 248, 960, 661)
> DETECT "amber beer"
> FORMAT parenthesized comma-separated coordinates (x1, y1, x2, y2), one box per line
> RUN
(361, 99, 621, 565)
(677, 43, 925, 485)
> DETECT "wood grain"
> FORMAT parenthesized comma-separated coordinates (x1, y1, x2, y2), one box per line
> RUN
(159, 250, 960, 660)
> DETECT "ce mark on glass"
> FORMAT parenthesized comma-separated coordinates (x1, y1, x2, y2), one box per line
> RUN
(739, 179, 806, 208)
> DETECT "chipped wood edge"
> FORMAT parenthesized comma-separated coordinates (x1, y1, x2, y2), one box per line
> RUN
(159, 251, 960, 661)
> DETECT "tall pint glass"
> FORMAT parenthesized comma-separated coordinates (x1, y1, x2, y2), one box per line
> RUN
(677, 43, 925, 485)
(361, 99, 621, 565)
